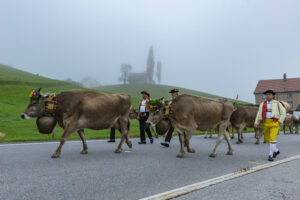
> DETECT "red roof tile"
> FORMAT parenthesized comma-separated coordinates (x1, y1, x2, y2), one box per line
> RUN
(254, 78, 300, 94)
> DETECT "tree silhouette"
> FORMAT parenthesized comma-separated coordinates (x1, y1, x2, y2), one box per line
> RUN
(156, 61, 162, 84)
(119, 64, 132, 84)
(146, 46, 155, 84)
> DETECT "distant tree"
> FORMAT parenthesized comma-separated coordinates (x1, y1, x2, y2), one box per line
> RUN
(156, 61, 162, 84)
(119, 64, 132, 84)
(146, 46, 155, 84)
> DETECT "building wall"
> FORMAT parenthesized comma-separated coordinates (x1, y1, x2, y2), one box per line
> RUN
(254, 91, 300, 111)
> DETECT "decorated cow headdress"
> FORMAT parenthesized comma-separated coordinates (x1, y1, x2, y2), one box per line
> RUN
(29, 88, 42, 101)
(148, 98, 164, 111)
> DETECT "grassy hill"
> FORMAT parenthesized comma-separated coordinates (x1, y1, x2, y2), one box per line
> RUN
(0, 64, 252, 143)
(97, 84, 252, 107)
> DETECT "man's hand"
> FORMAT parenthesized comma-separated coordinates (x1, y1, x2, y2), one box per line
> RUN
(254, 123, 258, 129)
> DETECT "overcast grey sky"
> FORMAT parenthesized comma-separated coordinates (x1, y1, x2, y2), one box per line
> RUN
(0, 0, 299, 102)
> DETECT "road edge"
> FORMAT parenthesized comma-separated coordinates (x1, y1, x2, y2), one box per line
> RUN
(139, 154, 300, 200)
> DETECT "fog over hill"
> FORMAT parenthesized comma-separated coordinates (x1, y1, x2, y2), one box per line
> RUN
(0, 0, 299, 103)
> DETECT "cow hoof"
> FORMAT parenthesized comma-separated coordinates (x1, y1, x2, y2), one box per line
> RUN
(209, 136, 213, 139)
(255, 141, 260, 145)
(209, 153, 216, 158)
(80, 150, 88, 155)
(51, 152, 60, 158)
(128, 141, 133, 148)
(240, 140, 244, 143)
(114, 148, 122, 153)
(236, 141, 240, 144)
(227, 151, 233, 155)
(231, 136, 234, 139)
(188, 148, 195, 153)
(176, 153, 185, 158)
(204, 137, 207, 139)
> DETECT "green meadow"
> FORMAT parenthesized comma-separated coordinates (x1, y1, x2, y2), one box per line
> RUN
(0, 64, 253, 143)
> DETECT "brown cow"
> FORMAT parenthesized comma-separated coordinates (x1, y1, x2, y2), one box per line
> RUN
(230, 106, 263, 144)
(283, 114, 295, 134)
(130, 108, 169, 138)
(147, 95, 236, 158)
(21, 89, 132, 158)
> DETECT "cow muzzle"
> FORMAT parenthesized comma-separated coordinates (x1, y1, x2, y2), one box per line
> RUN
(21, 113, 31, 119)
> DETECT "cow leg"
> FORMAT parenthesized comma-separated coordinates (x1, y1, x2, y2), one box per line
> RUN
(283, 125, 287, 134)
(177, 131, 185, 158)
(115, 118, 131, 153)
(151, 125, 159, 138)
(209, 132, 224, 157)
(78, 129, 88, 154)
(289, 126, 293, 134)
(236, 125, 245, 144)
(185, 129, 195, 153)
(204, 131, 208, 139)
(254, 128, 260, 144)
(209, 130, 213, 138)
(210, 123, 232, 157)
(231, 128, 235, 139)
(51, 129, 73, 158)
(224, 129, 234, 155)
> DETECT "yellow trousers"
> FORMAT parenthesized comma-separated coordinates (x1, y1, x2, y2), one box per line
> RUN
(263, 119, 280, 143)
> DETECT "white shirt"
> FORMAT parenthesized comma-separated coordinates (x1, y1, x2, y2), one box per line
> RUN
(266, 101, 272, 119)
(140, 99, 147, 113)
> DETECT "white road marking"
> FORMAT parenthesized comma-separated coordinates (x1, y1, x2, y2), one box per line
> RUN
(139, 154, 300, 200)
(0, 139, 105, 147)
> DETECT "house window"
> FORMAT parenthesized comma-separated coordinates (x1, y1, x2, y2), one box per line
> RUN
(287, 92, 293, 99)
(262, 94, 266, 99)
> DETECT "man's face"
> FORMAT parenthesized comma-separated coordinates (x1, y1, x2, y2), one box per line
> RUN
(266, 93, 275, 101)
(142, 94, 148, 99)
(171, 92, 178, 99)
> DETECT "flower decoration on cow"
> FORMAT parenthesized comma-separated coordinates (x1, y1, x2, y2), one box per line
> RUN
(29, 88, 42, 101)
(148, 98, 164, 111)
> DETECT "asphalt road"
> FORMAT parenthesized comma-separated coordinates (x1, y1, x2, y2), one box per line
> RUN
(176, 159, 300, 200)
(1, 132, 300, 200)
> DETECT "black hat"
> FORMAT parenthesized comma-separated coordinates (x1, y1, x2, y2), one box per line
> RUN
(264, 90, 276, 95)
(169, 89, 179, 93)
(141, 91, 150, 97)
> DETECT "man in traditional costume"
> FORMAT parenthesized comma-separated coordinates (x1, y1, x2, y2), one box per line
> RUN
(161, 89, 179, 147)
(254, 90, 286, 161)
(138, 91, 153, 144)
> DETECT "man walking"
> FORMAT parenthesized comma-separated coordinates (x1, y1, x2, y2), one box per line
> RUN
(254, 90, 286, 161)
(161, 89, 179, 147)
(138, 91, 153, 144)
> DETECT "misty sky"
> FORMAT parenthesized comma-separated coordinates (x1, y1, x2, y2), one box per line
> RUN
(0, 0, 299, 102)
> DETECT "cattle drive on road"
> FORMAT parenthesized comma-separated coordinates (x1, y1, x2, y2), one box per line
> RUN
(19, 88, 297, 163)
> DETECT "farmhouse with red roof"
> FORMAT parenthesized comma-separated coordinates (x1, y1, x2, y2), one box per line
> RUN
(254, 73, 300, 111)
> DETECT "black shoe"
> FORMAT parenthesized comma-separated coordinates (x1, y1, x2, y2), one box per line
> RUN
(150, 138, 154, 144)
(273, 150, 280, 158)
(161, 142, 169, 147)
(138, 141, 147, 144)
(268, 156, 274, 162)
(107, 139, 115, 143)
